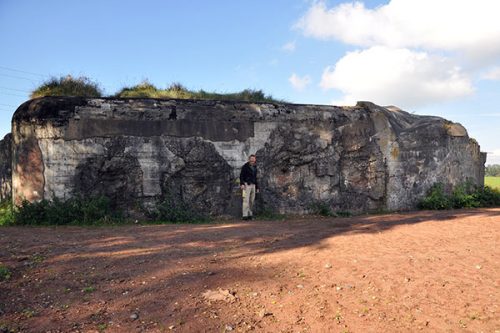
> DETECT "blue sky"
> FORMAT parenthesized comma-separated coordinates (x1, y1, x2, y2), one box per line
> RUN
(0, 0, 499, 164)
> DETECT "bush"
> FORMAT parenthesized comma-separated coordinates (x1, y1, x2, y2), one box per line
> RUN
(473, 186, 500, 207)
(419, 182, 500, 210)
(30, 75, 103, 98)
(152, 196, 209, 223)
(451, 181, 480, 208)
(419, 183, 452, 210)
(12, 196, 118, 225)
(336, 211, 352, 217)
(310, 202, 335, 216)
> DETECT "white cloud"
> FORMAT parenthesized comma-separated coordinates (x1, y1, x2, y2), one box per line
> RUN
(282, 41, 296, 52)
(481, 67, 500, 80)
(330, 97, 356, 106)
(320, 46, 473, 108)
(487, 149, 500, 165)
(295, 0, 500, 59)
(289, 73, 311, 91)
(294, 0, 500, 107)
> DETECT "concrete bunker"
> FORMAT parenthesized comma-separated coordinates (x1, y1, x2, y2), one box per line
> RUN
(1, 97, 486, 217)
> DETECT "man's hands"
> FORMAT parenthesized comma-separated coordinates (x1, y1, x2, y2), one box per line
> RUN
(240, 184, 259, 193)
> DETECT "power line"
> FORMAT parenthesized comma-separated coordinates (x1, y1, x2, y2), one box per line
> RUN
(0, 86, 31, 93)
(0, 103, 17, 107)
(0, 91, 28, 98)
(0, 65, 118, 93)
(0, 72, 38, 82)
(0, 65, 48, 78)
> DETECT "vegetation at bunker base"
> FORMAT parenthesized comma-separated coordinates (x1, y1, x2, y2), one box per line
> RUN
(419, 181, 500, 210)
(29, 75, 283, 103)
(0, 195, 210, 226)
(148, 195, 210, 224)
(2, 196, 118, 226)
(0, 199, 14, 226)
(1, 182, 497, 226)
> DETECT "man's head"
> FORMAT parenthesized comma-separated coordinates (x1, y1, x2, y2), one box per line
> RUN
(248, 154, 256, 165)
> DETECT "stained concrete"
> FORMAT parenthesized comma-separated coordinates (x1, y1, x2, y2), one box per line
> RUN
(5, 97, 486, 216)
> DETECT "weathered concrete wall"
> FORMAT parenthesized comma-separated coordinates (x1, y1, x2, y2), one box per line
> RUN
(11, 97, 486, 216)
(0, 133, 12, 200)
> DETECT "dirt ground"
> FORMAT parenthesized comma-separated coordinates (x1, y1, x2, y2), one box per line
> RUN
(0, 208, 499, 333)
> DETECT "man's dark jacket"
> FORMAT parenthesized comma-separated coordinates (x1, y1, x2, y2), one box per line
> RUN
(240, 162, 258, 189)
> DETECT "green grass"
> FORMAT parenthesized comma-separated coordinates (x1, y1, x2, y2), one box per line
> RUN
(0, 197, 124, 226)
(82, 286, 96, 293)
(485, 176, 500, 190)
(115, 81, 284, 103)
(255, 208, 287, 221)
(11, 196, 120, 226)
(31, 75, 103, 98)
(30, 74, 283, 102)
(0, 264, 11, 281)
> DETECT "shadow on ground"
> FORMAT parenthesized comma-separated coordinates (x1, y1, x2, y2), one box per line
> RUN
(0, 208, 499, 332)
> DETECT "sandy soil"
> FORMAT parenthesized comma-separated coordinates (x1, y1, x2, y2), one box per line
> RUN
(0, 208, 499, 333)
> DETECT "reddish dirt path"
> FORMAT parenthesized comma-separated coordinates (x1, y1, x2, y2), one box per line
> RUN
(0, 209, 499, 333)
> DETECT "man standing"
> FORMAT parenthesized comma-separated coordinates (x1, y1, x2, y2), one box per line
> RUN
(240, 154, 259, 220)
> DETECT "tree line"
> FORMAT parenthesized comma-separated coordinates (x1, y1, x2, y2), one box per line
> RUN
(486, 164, 500, 177)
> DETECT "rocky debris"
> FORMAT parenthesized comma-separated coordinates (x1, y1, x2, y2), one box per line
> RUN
(258, 309, 273, 319)
(202, 289, 237, 303)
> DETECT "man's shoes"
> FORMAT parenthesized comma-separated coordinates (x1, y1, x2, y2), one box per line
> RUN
(242, 216, 253, 221)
